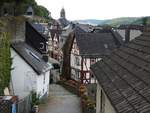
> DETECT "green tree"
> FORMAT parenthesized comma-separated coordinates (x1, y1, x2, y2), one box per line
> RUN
(0, 0, 51, 20)
(0, 31, 11, 95)
(34, 5, 50, 19)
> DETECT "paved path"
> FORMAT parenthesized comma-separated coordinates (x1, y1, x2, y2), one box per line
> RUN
(39, 84, 82, 113)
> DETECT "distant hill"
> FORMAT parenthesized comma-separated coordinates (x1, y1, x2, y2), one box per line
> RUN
(102, 17, 140, 26)
(132, 17, 150, 25)
(74, 19, 107, 25)
(74, 17, 150, 27)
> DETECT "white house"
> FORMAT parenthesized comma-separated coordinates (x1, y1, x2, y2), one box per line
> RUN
(11, 41, 52, 100)
(91, 32, 150, 113)
(70, 30, 123, 84)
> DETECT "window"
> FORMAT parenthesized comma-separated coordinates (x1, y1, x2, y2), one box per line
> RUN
(52, 63, 60, 69)
(91, 59, 95, 64)
(100, 90, 105, 113)
(60, 38, 63, 43)
(75, 56, 80, 66)
(43, 74, 45, 84)
(27, 12, 32, 15)
(75, 71, 79, 80)
(90, 73, 94, 78)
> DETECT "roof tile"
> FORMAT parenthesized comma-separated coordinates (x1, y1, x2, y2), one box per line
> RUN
(91, 32, 150, 113)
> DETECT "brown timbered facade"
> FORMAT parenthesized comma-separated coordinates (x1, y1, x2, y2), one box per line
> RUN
(48, 28, 62, 61)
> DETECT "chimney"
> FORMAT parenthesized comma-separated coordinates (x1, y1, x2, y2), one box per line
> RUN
(42, 53, 48, 62)
(142, 17, 150, 32)
(125, 28, 130, 43)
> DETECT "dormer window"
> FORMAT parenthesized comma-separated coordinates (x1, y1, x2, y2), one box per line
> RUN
(26, 6, 34, 16)
(75, 56, 80, 66)
(27, 12, 32, 15)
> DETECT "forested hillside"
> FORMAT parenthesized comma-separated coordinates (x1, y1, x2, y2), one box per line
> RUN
(100, 17, 150, 27)
(0, 0, 50, 20)
(101, 17, 139, 27)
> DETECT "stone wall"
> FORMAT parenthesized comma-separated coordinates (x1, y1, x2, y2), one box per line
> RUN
(0, 16, 26, 43)
(0, 16, 26, 95)
(0, 3, 15, 16)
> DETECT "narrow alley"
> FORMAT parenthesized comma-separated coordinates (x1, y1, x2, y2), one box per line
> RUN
(38, 84, 82, 113)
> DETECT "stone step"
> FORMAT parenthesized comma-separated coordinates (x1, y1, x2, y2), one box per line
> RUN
(49, 84, 75, 96)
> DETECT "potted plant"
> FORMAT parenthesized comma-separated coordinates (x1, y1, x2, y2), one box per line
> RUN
(31, 91, 40, 113)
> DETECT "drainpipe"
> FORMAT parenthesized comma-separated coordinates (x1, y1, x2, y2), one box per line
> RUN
(81, 57, 84, 84)
(42, 53, 48, 62)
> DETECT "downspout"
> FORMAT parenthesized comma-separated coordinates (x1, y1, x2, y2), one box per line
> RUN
(81, 57, 84, 84)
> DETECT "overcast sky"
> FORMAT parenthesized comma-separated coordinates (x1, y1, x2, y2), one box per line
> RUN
(36, 0, 150, 20)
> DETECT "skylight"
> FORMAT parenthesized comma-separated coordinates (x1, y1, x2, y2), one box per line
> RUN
(25, 48, 41, 62)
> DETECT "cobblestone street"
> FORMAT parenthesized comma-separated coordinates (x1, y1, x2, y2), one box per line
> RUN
(38, 84, 82, 113)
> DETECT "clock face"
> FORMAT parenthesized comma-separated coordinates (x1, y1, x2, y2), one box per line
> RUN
(40, 42, 44, 50)
(39, 42, 48, 53)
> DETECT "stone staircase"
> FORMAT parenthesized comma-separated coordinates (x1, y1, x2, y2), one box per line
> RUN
(49, 84, 77, 97)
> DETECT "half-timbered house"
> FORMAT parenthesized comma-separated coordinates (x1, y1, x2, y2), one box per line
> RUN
(70, 30, 123, 84)
(48, 27, 62, 61)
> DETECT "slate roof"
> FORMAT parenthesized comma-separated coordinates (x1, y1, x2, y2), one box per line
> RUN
(26, 21, 49, 54)
(74, 25, 86, 34)
(11, 42, 51, 75)
(50, 29, 62, 40)
(91, 32, 150, 113)
(26, 6, 34, 13)
(31, 23, 49, 39)
(32, 24, 45, 33)
(75, 24, 94, 32)
(75, 32, 123, 58)
(58, 17, 69, 28)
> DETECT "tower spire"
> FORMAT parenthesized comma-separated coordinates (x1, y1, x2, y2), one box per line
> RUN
(60, 7, 65, 18)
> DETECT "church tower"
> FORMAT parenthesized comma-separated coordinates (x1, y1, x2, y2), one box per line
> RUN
(60, 8, 65, 18)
